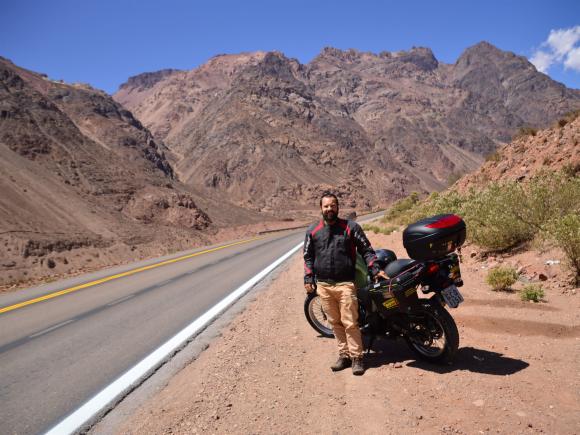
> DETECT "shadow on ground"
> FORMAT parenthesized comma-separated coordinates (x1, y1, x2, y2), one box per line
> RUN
(357, 337, 529, 375)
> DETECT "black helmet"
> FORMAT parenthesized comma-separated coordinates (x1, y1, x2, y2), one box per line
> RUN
(375, 249, 397, 269)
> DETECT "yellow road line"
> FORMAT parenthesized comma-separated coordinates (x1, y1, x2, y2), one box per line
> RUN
(0, 237, 263, 315)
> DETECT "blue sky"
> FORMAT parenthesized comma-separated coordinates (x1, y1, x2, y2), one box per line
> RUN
(1, 0, 579, 94)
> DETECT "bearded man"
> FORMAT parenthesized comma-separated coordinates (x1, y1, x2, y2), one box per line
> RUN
(303, 192, 386, 375)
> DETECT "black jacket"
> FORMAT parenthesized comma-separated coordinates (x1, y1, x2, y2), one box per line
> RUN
(303, 218, 379, 284)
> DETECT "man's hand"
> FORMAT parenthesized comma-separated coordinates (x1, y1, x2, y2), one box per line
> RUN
(374, 270, 388, 282)
(304, 283, 315, 293)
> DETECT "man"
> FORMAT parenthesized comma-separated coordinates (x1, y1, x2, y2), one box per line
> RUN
(304, 192, 387, 375)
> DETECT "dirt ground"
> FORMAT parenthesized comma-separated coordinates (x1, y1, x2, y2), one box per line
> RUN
(114, 231, 579, 435)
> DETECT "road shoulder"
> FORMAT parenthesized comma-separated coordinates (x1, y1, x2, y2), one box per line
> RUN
(97, 232, 580, 434)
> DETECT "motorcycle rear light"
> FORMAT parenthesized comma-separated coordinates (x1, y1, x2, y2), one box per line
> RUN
(425, 214, 462, 229)
(427, 264, 439, 274)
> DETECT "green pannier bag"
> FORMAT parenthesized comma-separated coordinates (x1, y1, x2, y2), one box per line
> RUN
(354, 253, 371, 289)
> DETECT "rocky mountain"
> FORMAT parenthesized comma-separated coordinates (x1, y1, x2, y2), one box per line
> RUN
(0, 57, 260, 287)
(115, 42, 580, 211)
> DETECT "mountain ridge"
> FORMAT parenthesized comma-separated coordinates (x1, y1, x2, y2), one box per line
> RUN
(114, 42, 580, 211)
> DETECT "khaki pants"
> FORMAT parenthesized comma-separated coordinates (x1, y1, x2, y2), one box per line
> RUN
(317, 281, 363, 358)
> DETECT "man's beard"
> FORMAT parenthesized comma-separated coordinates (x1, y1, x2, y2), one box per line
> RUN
(322, 210, 337, 222)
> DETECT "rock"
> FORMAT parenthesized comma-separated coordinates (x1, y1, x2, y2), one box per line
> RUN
(47, 258, 56, 269)
(538, 273, 548, 281)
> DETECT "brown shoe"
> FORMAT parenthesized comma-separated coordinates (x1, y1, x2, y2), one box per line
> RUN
(352, 357, 365, 376)
(331, 356, 352, 371)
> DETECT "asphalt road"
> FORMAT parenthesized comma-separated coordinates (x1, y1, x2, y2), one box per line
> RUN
(0, 231, 307, 435)
(0, 212, 384, 435)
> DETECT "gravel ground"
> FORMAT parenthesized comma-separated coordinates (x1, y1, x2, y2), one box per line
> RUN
(110, 231, 579, 435)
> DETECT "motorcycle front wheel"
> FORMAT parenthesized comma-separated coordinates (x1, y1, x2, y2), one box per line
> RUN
(404, 304, 459, 364)
(304, 292, 334, 338)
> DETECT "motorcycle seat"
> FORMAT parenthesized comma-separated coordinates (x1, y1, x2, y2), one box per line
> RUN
(385, 259, 418, 278)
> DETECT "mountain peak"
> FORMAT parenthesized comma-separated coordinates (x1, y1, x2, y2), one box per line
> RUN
(118, 69, 182, 92)
(456, 41, 519, 65)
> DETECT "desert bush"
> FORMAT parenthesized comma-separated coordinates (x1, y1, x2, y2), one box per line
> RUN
(514, 127, 537, 139)
(382, 171, 579, 273)
(546, 213, 580, 284)
(362, 223, 397, 236)
(382, 192, 420, 223)
(562, 162, 580, 177)
(461, 183, 535, 250)
(485, 151, 501, 162)
(519, 284, 545, 302)
(559, 109, 580, 124)
(384, 190, 467, 227)
(513, 171, 579, 231)
(486, 266, 518, 291)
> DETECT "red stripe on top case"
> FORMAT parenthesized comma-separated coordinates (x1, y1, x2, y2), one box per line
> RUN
(426, 215, 462, 229)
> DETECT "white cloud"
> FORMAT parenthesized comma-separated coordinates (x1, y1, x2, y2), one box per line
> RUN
(564, 46, 580, 71)
(530, 50, 555, 73)
(546, 26, 580, 60)
(530, 25, 580, 73)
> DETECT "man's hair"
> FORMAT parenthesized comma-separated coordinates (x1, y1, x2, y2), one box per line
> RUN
(319, 191, 339, 207)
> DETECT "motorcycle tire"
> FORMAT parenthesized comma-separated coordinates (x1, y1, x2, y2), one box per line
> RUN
(404, 303, 459, 364)
(304, 292, 334, 338)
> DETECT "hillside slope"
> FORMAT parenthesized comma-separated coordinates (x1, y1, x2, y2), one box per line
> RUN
(0, 58, 262, 287)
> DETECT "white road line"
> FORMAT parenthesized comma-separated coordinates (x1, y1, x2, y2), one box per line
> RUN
(106, 294, 136, 307)
(29, 319, 75, 339)
(44, 241, 304, 435)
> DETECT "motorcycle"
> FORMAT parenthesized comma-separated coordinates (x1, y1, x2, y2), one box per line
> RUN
(304, 214, 466, 364)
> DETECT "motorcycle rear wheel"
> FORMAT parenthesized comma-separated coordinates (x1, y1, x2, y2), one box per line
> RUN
(304, 292, 334, 338)
(404, 304, 459, 364)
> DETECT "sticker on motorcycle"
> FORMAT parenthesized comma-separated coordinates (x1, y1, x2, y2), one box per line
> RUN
(382, 298, 398, 309)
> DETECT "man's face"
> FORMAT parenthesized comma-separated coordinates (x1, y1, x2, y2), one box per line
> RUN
(321, 197, 339, 223)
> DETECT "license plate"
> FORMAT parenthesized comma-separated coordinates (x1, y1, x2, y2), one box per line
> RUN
(441, 285, 464, 308)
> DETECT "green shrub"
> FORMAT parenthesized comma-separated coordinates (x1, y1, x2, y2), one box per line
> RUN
(382, 192, 420, 223)
(546, 213, 580, 285)
(513, 171, 579, 231)
(362, 223, 397, 236)
(381, 171, 579, 274)
(485, 266, 518, 291)
(461, 183, 535, 250)
(520, 284, 545, 302)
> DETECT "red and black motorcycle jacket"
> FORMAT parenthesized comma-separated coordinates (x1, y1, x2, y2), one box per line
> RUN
(303, 218, 379, 285)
